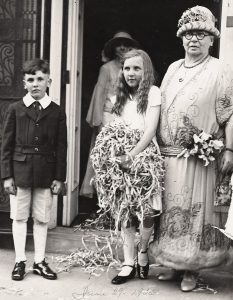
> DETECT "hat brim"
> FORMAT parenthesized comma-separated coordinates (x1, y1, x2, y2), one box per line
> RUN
(104, 37, 139, 59)
(177, 22, 220, 38)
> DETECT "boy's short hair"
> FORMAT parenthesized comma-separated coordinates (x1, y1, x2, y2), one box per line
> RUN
(23, 58, 50, 75)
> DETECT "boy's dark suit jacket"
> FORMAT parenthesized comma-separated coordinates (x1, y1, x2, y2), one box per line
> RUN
(1, 99, 67, 188)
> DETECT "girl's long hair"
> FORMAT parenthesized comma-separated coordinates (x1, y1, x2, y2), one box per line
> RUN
(112, 49, 156, 116)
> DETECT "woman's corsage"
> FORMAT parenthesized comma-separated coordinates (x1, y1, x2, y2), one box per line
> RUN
(177, 130, 224, 166)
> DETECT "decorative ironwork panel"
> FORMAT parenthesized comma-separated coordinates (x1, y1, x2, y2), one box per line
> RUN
(0, 43, 14, 86)
(0, 0, 41, 212)
(0, 0, 41, 98)
(0, 0, 15, 19)
(23, 0, 40, 61)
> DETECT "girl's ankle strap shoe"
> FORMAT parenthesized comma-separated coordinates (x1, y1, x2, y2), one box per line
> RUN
(111, 265, 136, 285)
(137, 248, 149, 279)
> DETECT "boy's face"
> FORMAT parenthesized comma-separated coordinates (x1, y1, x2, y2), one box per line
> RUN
(23, 70, 51, 100)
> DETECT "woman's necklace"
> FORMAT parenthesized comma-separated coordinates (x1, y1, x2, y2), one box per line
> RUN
(184, 54, 209, 69)
(178, 55, 209, 82)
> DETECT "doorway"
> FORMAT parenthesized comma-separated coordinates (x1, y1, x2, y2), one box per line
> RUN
(78, 0, 221, 215)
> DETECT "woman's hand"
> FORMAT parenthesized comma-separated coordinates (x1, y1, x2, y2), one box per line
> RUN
(219, 150, 233, 180)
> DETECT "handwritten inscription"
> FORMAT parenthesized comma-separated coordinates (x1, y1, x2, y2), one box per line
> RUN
(71, 286, 159, 299)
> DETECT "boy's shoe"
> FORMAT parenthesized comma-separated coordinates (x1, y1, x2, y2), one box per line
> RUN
(12, 261, 26, 281)
(33, 260, 57, 280)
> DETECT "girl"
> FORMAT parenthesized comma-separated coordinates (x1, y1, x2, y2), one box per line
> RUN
(110, 49, 162, 284)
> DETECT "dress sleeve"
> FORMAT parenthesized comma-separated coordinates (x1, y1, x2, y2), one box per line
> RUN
(147, 85, 161, 107)
(86, 64, 110, 127)
(216, 63, 233, 125)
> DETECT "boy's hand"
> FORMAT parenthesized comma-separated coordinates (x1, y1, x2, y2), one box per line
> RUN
(4, 177, 17, 195)
(50, 180, 64, 195)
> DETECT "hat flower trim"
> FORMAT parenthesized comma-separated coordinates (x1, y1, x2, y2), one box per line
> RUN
(178, 8, 209, 28)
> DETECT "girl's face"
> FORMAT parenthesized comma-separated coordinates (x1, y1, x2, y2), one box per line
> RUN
(123, 56, 143, 91)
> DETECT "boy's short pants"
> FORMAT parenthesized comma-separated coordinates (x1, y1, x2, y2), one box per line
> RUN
(10, 187, 53, 223)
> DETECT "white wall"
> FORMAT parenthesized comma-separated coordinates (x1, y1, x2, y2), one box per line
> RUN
(219, 0, 233, 66)
(48, 0, 64, 228)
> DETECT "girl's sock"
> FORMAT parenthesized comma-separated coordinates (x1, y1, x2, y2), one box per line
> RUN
(138, 224, 154, 266)
(118, 225, 136, 276)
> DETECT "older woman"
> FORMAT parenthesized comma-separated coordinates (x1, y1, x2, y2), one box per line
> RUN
(151, 6, 233, 292)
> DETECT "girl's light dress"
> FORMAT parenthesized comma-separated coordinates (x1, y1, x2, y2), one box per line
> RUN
(111, 85, 162, 211)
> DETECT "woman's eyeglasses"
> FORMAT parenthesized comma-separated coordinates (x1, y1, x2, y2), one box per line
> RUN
(183, 31, 210, 40)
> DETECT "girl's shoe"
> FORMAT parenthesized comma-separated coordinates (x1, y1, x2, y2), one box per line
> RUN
(137, 249, 149, 279)
(111, 265, 136, 285)
(180, 271, 198, 292)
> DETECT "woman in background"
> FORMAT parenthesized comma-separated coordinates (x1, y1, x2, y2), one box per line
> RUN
(80, 31, 139, 197)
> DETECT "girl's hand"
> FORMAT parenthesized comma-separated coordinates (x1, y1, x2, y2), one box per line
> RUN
(4, 177, 17, 195)
(116, 154, 132, 170)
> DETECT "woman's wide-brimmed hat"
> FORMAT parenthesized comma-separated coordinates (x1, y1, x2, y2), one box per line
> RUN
(103, 31, 139, 59)
(177, 6, 220, 38)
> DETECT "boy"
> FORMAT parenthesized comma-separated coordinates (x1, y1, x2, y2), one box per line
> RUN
(1, 59, 67, 281)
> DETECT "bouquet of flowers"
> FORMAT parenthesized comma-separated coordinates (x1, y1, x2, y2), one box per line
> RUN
(177, 130, 224, 166)
(90, 121, 165, 229)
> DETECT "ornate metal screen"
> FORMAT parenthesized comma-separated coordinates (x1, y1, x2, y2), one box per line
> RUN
(0, 0, 41, 98)
(0, 0, 41, 212)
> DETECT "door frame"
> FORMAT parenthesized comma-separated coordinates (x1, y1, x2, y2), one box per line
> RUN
(62, 0, 84, 226)
(47, 0, 64, 228)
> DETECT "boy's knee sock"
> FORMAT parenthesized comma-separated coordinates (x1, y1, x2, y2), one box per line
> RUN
(33, 218, 48, 264)
(12, 219, 27, 262)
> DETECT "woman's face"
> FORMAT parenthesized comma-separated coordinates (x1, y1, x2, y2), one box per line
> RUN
(182, 30, 213, 57)
(115, 42, 133, 58)
(123, 56, 143, 90)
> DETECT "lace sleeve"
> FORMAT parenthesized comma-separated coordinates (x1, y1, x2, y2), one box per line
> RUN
(216, 63, 233, 125)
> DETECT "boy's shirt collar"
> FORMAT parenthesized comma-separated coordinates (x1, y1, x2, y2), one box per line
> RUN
(23, 93, 51, 109)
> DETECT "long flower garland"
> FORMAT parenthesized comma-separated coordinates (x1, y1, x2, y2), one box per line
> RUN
(90, 121, 165, 229)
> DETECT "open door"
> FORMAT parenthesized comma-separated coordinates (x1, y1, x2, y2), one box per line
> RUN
(79, 0, 221, 215)
(63, 0, 84, 226)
